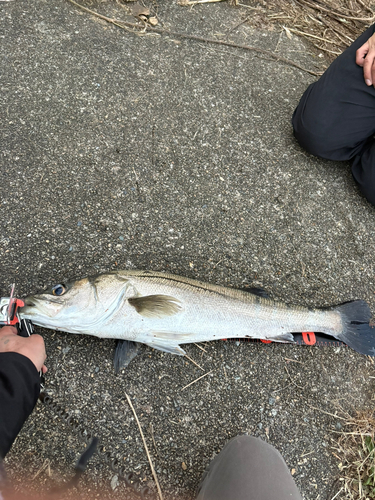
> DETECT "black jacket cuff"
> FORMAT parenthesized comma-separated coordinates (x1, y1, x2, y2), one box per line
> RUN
(0, 352, 40, 458)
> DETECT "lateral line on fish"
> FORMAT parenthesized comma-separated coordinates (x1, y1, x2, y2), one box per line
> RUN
(120, 271, 281, 306)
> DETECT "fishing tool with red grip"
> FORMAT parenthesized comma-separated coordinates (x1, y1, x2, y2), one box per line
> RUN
(0, 284, 24, 327)
(0, 284, 45, 388)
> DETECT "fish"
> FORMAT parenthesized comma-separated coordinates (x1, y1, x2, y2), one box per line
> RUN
(20, 270, 375, 370)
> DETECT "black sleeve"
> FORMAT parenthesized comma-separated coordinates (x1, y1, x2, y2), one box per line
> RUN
(0, 352, 40, 458)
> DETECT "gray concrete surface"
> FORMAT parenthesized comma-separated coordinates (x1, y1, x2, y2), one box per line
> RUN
(1, 0, 375, 499)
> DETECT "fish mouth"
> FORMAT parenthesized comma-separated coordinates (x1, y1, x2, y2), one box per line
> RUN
(20, 296, 60, 318)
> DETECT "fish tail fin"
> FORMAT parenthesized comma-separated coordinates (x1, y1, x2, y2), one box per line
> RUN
(333, 300, 375, 356)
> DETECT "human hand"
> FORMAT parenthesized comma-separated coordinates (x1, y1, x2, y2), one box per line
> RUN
(0, 326, 47, 374)
(356, 32, 375, 86)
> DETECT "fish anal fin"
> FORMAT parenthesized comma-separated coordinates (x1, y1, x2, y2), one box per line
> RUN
(113, 340, 140, 373)
(269, 332, 295, 343)
(128, 294, 182, 318)
(145, 338, 186, 356)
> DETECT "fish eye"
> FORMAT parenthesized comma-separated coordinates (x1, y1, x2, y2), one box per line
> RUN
(52, 284, 66, 296)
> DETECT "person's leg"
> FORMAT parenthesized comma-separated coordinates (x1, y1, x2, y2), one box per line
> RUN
(292, 24, 375, 161)
(196, 435, 302, 500)
(352, 140, 375, 205)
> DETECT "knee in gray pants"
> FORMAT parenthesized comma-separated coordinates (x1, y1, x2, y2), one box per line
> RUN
(196, 435, 302, 500)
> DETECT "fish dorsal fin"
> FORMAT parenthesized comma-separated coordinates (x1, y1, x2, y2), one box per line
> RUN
(128, 295, 182, 318)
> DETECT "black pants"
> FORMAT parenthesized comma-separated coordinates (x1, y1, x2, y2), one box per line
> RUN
(292, 24, 375, 206)
(196, 435, 302, 500)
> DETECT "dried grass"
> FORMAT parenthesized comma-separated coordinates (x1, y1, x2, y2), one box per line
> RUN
(333, 409, 375, 499)
(241, 0, 375, 61)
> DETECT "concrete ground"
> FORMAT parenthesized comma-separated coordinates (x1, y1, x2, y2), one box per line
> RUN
(1, 0, 375, 498)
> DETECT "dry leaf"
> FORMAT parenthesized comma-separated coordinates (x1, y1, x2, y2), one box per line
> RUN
(131, 3, 150, 18)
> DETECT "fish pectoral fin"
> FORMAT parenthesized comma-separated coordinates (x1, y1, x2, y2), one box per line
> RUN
(113, 340, 140, 373)
(145, 337, 186, 356)
(128, 295, 182, 318)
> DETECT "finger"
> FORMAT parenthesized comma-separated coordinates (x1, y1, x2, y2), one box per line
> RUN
(29, 334, 47, 360)
(0, 326, 18, 337)
(356, 43, 369, 66)
(363, 53, 375, 85)
(42, 365, 48, 374)
(27, 333, 46, 350)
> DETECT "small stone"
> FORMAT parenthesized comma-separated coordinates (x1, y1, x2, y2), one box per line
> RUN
(269, 397, 275, 405)
(111, 475, 119, 490)
(181, 462, 187, 470)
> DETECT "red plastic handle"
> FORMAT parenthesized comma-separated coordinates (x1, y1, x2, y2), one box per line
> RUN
(7, 299, 24, 325)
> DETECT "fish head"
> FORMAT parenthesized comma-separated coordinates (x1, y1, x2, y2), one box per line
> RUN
(21, 273, 131, 334)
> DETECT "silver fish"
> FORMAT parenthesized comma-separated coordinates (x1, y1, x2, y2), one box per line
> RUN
(20, 270, 375, 368)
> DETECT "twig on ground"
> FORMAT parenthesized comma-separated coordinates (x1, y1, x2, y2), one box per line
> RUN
(179, 0, 224, 5)
(237, 3, 265, 11)
(307, 404, 347, 420)
(125, 394, 164, 500)
(287, 27, 340, 45)
(316, 14, 354, 43)
(284, 365, 304, 389)
(312, 43, 341, 55)
(184, 353, 205, 371)
(357, 0, 374, 14)
(32, 459, 50, 480)
(149, 423, 159, 457)
(194, 343, 207, 353)
(66, 0, 321, 76)
(297, 0, 375, 23)
(284, 357, 303, 364)
(225, 17, 250, 39)
(330, 488, 343, 500)
(181, 369, 214, 391)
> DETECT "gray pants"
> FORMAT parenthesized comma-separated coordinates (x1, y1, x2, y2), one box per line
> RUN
(196, 436, 302, 500)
